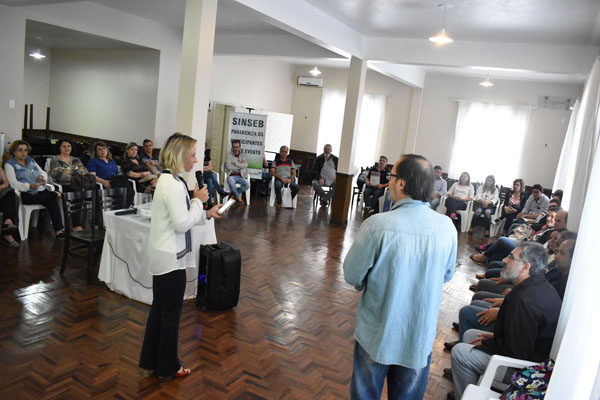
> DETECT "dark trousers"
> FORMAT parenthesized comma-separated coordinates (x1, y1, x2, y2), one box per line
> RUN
(274, 179, 299, 204)
(21, 190, 64, 231)
(350, 341, 431, 400)
(445, 197, 467, 216)
(139, 269, 186, 377)
(364, 186, 385, 212)
(500, 210, 519, 234)
(1, 190, 19, 225)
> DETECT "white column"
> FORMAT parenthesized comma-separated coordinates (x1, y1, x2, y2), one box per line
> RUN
(176, 0, 218, 186)
(337, 56, 367, 175)
(404, 87, 423, 154)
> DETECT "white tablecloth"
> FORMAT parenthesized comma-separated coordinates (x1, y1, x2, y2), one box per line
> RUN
(98, 210, 217, 305)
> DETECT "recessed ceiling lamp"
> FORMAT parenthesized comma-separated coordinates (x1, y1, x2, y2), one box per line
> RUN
(479, 72, 494, 87)
(309, 66, 321, 76)
(429, 4, 453, 45)
(29, 51, 46, 60)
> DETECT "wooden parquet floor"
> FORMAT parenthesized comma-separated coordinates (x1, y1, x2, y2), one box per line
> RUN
(0, 186, 492, 399)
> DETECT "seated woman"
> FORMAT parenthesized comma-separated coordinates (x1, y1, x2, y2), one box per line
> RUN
(87, 141, 134, 207)
(445, 171, 474, 220)
(469, 175, 499, 237)
(496, 178, 526, 232)
(49, 138, 94, 231)
(5, 140, 64, 239)
(0, 164, 19, 247)
(86, 141, 119, 188)
(121, 142, 157, 194)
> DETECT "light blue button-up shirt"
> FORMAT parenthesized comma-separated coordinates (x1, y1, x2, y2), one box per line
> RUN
(343, 197, 457, 369)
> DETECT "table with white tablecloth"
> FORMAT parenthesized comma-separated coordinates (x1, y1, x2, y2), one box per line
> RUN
(98, 210, 217, 305)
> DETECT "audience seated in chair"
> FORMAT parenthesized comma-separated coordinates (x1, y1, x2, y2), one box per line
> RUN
(445, 171, 474, 220)
(469, 175, 499, 237)
(223, 139, 250, 204)
(363, 155, 391, 215)
(270, 145, 299, 207)
(121, 142, 158, 194)
(140, 139, 162, 175)
(87, 140, 134, 206)
(312, 144, 338, 207)
(203, 144, 228, 209)
(0, 164, 19, 247)
(494, 178, 526, 233)
(504, 183, 550, 234)
(447, 241, 562, 399)
(430, 165, 447, 210)
(5, 140, 64, 239)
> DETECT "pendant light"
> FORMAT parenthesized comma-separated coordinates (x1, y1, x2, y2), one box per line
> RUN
(309, 66, 321, 76)
(479, 71, 494, 87)
(429, 4, 453, 45)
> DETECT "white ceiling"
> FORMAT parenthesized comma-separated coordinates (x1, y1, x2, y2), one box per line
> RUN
(5, 0, 600, 85)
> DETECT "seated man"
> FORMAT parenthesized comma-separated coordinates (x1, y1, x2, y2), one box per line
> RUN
(312, 144, 338, 207)
(141, 139, 162, 175)
(224, 139, 250, 203)
(446, 232, 575, 351)
(448, 241, 562, 399)
(430, 165, 447, 210)
(270, 146, 299, 207)
(203, 145, 228, 208)
(363, 155, 391, 215)
(508, 184, 549, 228)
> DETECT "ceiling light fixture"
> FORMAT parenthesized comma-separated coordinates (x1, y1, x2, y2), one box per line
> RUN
(29, 51, 46, 60)
(429, 4, 453, 45)
(309, 66, 321, 76)
(479, 71, 494, 87)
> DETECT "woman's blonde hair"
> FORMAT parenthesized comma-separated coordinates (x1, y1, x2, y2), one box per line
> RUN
(93, 141, 113, 160)
(160, 133, 197, 174)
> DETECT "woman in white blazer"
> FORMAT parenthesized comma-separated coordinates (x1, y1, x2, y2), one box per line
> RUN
(139, 133, 222, 379)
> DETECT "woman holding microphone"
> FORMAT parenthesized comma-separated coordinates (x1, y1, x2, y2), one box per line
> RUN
(139, 133, 223, 379)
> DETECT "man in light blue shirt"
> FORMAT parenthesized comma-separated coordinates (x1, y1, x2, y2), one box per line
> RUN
(344, 154, 457, 399)
(430, 165, 447, 210)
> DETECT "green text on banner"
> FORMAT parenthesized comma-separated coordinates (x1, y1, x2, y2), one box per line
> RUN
(228, 112, 266, 179)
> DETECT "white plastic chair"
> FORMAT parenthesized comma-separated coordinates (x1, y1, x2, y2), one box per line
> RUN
(379, 187, 388, 212)
(457, 200, 474, 232)
(269, 176, 298, 208)
(128, 178, 152, 206)
(489, 201, 506, 237)
(15, 185, 57, 240)
(461, 355, 536, 400)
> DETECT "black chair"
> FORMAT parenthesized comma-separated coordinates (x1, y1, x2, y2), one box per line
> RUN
(99, 187, 128, 214)
(60, 189, 102, 284)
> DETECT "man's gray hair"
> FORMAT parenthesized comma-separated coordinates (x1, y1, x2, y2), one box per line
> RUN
(518, 241, 548, 275)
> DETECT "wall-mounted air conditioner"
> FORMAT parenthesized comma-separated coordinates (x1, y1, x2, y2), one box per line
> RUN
(297, 76, 323, 88)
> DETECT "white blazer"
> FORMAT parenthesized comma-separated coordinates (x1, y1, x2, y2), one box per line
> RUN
(147, 173, 207, 275)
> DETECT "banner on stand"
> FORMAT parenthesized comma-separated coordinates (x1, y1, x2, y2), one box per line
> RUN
(227, 112, 267, 179)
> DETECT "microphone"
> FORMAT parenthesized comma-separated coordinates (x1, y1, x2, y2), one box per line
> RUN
(195, 170, 204, 189)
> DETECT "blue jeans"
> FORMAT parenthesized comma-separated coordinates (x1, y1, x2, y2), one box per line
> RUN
(483, 237, 515, 262)
(451, 329, 492, 398)
(350, 341, 431, 400)
(472, 202, 496, 229)
(204, 171, 223, 203)
(458, 304, 495, 341)
(364, 186, 385, 212)
(226, 174, 249, 199)
(274, 178, 299, 204)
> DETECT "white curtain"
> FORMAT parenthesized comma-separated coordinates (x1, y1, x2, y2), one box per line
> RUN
(554, 57, 600, 229)
(552, 98, 580, 193)
(316, 90, 386, 171)
(448, 101, 531, 186)
(316, 89, 346, 155)
(354, 93, 386, 170)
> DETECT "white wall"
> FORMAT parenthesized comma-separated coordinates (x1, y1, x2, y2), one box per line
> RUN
(210, 56, 295, 115)
(23, 45, 51, 130)
(415, 74, 582, 187)
(48, 49, 159, 144)
(289, 65, 413, 160)
(0, 5, 26, 142)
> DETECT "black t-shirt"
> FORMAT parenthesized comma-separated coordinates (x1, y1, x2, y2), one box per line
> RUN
(204, 149, 211, 166)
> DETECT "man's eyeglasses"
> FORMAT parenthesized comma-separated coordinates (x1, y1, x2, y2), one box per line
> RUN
(386, 172, 400, 180)
(507, 253, 523, 262)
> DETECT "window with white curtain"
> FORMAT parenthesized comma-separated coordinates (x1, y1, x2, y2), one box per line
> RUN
(316, 89, 386, 172)
(448, 101, 531, 186)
